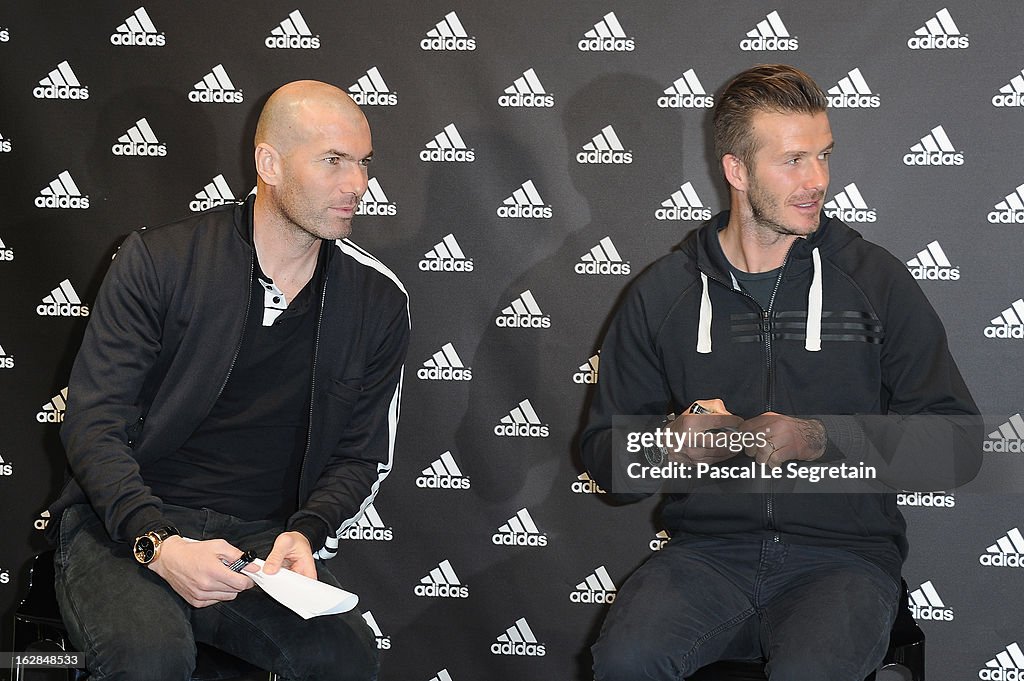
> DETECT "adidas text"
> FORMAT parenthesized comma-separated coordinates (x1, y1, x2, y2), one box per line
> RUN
(576, 150, 632, 164)
(571, 479, 603, 493)
(35, 515, 49, 530)
(350, 92, 397, 106)
(827, 93, 880, 108)
(979, 553, 1024, 567)
(357, 202, 397, 216)
(190, 197, 232, 212)
(0, 29, 9, 42)
(985, 325, 1024, 339)
(375, 637, 391, 651)
(578, 37, 634, 51)
(824, 207, 876, 223)
(993, 92, 1024, 107)
(740, 36, 798, 51)
(0, 356, 14, 369)
(657, 93, 714, 109)
(340, 526, 393, 541)
(498, 93, 554, 108)
(112, 142, 167, 157)
(110, 32, 165, 46)
(984, 439, 1024, 453)
(0, 248, 13, 261)
(420, 148, 475, 163)
(265, 35, 320, 49)
(417, 366, 472, 381)
(988, 209, 1024, 224)
(415, 583, 469, 598)
(37, 410, 65, 423)
(570, 590, 615, 604)
(650, 537, 669, 551)
(189, 89, 244, 103)
(573, 371, 598, 385)
(492, 532, 548, 546)
(495, 314, 550, 329)
(419, 258, 473, 272)
(897, 492, 955, 508)
(0, 570, 8, 584)
(979, 669, 1024, 681)
(907, 35, 968, 49)
(493, 423, 549, 437)
(421, 36, 476, 51)
(0, 462, 12, 475)
(416, 475, 470, 489)
(37, 303, 89, 317)
(910, 266, 960, 281)
(902, 151, 964, 166)
(35, 195, 90, 209)
(34, 85, 89, 100)
(575, 261, 630, 276)
(908, 604, 954, 621)
(656, 206, 712, 221)
(0, 140, 12, 153)
(497, 204, 552, 219)
(491, 642, 546, 656)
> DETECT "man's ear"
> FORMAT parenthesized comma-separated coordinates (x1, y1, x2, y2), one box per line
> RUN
(254, 143, 280, 186)
(722, 153, 748, 193)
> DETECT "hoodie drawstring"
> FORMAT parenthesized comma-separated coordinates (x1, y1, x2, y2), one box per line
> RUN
(697, 272, 713, 354)
(805, 247, 822, 351)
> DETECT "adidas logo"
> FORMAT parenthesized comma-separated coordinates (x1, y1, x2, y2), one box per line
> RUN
(419, 233, 473, 272)
(0, 342, 13, 369)
(265, 10, 320, 49)
(494, 399, 549, 438)
(416, 450, 470, 490)
(576, 236, 630, 276)
(571, 471, 605, 494)
(896, 490, 955, 508)
(491, 617, 546, 656)
(576, 125, 632, 164)
(495, 290, 550, 329)
(189, 64, 243, 103)
(492, 508, 548, 546)
(980, 642, 1024, 680)
(650, 529, 670, 551)
(497, 180, 552, 219)
(190, 174, 236, 212)
(987, 182, 1024, 224)
(823, 182, 877, 223)
(0, 131, 12, 153)
(0, 235, 12, 261)
(418, 343, 472, 381)
(357, 178, 397, 216)
(415, 559, 469, 599)
(421, 11, 476, 51)
(740, 10, 798, 51)
(903, 125, 964, 166)
(35, 170, 90, 209)
(34, 509, 50, 530)
(348, 67, 397, 106)
(908, 580, 954, 621)
(658, 69, 714, 108)
(37, 279, 89, 317)
(993, 68, 1024, 107)
(908, 8, 968, 50)
(827, 68, 880, 108)
(0, 454, 12, 476)
(984, 298, 1024, 339)
(37, 387, 68, 424)
(339, 504, 393, 541)
(499, 68, 554, 108)
(420, 123, 475, 162)
(985, 413, 1024, 453)
(578, 11, 634, 52)
(112, 117, 167, 157)
(427, 671, 455, 681)
(571, 565, 617, 604)
(110, 7, 165, 46)
(362, 612, 391, 650)
(573, 353, 599, 385)
(656, 181, 713, 221)
(980, 528, 1024, 568)
(906, 241, 959, 281)
(34, 60, 89, 99)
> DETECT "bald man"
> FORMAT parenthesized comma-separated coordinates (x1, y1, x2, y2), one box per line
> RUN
(48, 80, 408, 680)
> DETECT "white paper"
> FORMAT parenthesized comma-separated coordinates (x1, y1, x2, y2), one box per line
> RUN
(245, 558, 359, 619)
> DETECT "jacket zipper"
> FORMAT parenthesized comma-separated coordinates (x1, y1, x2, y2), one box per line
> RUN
(214, 251, 255, 403)
(298, 269, 328, 515)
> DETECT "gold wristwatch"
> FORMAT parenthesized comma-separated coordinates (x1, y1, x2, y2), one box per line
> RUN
(133, 526, 180, 565)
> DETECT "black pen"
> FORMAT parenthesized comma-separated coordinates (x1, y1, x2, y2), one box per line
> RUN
(224, 550, 257, 573)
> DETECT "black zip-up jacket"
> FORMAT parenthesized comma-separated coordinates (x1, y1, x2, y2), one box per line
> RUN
(49, 197, 410, 557)
(580, 211, 982, 578)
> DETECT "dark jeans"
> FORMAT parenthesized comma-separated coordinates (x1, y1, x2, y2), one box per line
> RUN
(592, 538, 899, 681)
(54, 504, 378, 681)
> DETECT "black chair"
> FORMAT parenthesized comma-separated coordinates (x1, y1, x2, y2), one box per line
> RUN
(12, 551, 277, 681)
(687, 579, 925, 680)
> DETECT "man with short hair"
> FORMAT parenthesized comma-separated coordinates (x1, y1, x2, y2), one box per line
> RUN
(49, 80, 408, 680)
(581, 64, 981, 679)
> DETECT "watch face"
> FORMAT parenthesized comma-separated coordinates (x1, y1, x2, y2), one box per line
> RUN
(135, 537, 156, 563)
